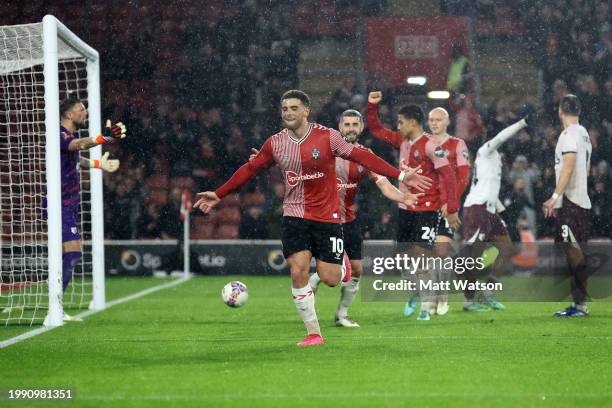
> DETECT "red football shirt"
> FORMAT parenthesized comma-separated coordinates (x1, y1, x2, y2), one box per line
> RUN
(335, 148, 382, 223)
(433, 135, 471, 206)
(215, 122, 403, 223)
(367, 102, 453, 212)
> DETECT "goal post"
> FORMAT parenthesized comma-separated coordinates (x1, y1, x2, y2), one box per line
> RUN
(0, 15, 104, 327)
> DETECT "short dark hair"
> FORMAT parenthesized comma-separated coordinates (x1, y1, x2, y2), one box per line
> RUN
(397, 104, 425, 126)
(340, 109, 363, 122)
(280, 90, 311, 108)
(60, 97, 82, 118)
(559, 94, 581, 116)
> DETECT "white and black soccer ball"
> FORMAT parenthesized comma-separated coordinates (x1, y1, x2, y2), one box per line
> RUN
(221, 281, 248, 308)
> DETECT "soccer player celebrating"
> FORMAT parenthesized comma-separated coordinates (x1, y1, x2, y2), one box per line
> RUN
(424, 107, 471, 315)
(308, 109, 422, 328)
(195, 90, 430, 346)
(461, 116, 531, 311)
(57, 97, 125, 321)
(367, 91, 458, 320)
(542, 94, 592, 317)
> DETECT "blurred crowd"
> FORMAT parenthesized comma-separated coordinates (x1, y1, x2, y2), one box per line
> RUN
(14, 0, 603, 241)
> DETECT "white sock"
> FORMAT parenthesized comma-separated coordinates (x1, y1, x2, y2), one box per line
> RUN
(575, 303, 588, 312)
(308, 272, 321, 292)
(292, 284, 320, 335)
(336, 277, 360, 318)
(436, 266, 450, 303)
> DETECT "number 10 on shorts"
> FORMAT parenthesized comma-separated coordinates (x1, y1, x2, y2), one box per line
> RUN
(330, 237, 344, 255)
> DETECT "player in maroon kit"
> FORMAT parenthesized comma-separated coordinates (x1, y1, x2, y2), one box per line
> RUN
(367, 91, 459, 320)
(195, 90, 431, 346)
(306, 109, 422, 328)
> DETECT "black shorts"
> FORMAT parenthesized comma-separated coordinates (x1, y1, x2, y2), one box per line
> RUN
(281, 217, 344, 264)
(555, 197, 591, 244)
(342, 219, 362, 260)
(397, 209, 454, 245)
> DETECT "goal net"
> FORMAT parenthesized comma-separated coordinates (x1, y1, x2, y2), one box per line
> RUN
(0, 16, 105, 326)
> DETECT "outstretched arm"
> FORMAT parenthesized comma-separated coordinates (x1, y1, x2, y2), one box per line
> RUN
(79, 152, 120, 172)
(375, 177, 422, 208)
(195, 139, 275, 213)
(67, 120, 127, 151)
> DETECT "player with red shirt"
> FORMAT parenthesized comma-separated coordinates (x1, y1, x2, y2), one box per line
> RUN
(367, 91, 459, 320)
(307, 109, 421, 328)
(424, 107, 471, 315)
(195, 90, 431, 346)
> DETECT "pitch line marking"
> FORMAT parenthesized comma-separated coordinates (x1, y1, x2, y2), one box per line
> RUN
(0, 277, 191, 349)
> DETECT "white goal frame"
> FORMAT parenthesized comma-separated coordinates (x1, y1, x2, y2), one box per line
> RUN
(42, 15, 105, 326)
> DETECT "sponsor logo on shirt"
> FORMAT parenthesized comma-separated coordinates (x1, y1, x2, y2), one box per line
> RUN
(337, 178, 358, 190)
(434, 146, 449, 158)
(462, 149, 469, 160)
(286, 171, 325, 187)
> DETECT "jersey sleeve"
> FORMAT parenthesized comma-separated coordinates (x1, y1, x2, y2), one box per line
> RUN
(368, 170, 383, 183)
(347, 146, 401, 180)
(367, 102, 403, 148)
(455, 139, 471, 167)
(329, 128, 355, 158)
(362, 146, 383, 182)
(215, 137, 275, 198)
(455, 139, 471, 198)
(559, 130, 578, 154)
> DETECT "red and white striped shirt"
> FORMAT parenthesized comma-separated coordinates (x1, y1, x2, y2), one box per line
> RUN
(215, 123, 403, 223)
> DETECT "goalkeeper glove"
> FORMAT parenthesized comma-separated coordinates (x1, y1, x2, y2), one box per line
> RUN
(95, 119, 126, 144)
(90, 152, 120, 173)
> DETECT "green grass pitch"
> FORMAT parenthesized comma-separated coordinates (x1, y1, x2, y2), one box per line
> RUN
(1, 276, 612, 407)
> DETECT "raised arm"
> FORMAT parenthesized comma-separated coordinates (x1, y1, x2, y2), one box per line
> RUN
(367, 92, 403, 148)
(480, 118, 527, 156)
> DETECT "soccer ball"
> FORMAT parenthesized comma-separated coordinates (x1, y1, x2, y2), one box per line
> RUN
(221, 281, 248, 308)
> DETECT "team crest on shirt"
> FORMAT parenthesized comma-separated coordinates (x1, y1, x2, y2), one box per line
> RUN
(312, 148, 320, 160)
(462, 149, 469, 160)
(357, 164, 363, 173)
(434, 146, 449, 158)
(413, 149, 420, 159)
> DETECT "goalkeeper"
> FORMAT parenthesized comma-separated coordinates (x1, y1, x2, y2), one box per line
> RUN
(56, 98, 126, 320)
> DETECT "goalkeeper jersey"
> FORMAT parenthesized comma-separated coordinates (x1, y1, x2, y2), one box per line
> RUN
(59, 125, 80, 208)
